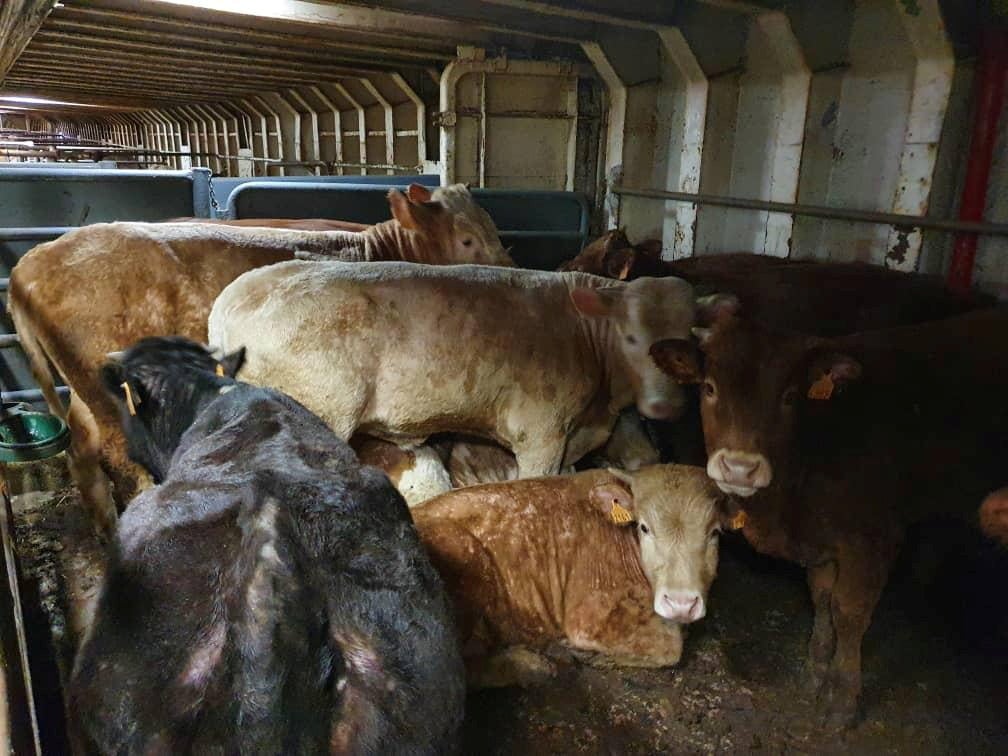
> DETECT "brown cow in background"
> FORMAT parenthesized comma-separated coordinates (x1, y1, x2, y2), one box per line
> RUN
(8, 184, 510, 529)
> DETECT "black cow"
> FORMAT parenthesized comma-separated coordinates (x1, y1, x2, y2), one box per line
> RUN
(68, 337, 465, 754)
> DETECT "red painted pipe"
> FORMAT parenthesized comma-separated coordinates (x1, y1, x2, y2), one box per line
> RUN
(948, 25, 1008, 295)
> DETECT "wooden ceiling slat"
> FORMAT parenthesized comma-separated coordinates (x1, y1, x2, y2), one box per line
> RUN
(31, 30, 417, 73)
(50, 8, 454, 60)
(0, 0, 57, 80)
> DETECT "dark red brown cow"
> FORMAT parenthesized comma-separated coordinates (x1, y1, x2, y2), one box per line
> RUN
(980, 488, 1008, 545)
(650, 306, 1008, 727)
(561, 234, 990, 338)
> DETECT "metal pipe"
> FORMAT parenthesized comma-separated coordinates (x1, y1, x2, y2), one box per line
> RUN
(0, 335, 20, 349)
(0, 227, 74, 241)
(948, 24, 1008, 293)
(1, 387, 69, 404)
(610, 186, 1008, 237)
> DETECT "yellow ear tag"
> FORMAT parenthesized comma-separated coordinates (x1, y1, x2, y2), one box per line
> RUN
(730, 510, 748, 530)
(215, 363, 225, 377)
(807, 373, 834, 401)
(121, 382, 138, 416)
(610, 500, 633, 525)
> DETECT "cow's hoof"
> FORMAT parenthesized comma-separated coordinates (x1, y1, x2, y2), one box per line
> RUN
(804, 660, 828, 693)
(815, 678, 859, 731)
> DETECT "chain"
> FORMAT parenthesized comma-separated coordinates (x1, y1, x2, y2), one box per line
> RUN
(208, 173, 220, 213)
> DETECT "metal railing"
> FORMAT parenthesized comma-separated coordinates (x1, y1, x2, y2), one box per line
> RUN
(611, 185, 1008, 237)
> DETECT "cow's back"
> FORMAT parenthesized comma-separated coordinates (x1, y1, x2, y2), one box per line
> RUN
(10, 223, 291, 405)
(413, 470, 639, 645)
(674, 257, 989, 335)
(70, 387, 464, 753)
(210, 261, 602, 440)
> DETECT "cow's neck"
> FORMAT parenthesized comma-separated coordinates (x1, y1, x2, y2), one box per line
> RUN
(363, 221, 427, 262)
(737, 459, 813, 564)
(569, 282, 635, 416)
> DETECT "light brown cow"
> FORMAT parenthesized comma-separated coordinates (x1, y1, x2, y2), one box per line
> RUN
(209, 261, 700, 479)
(411, 465, 733, 686)
(8, 184, 509, 527)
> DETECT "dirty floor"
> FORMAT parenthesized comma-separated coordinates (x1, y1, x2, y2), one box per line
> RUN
(11, 488, 1008, 755)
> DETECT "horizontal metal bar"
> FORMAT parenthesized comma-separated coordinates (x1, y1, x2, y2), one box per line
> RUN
(0, 227, 73, 241)
(496, 229, 584, 238)
(0, 335, 20, 349)
(0, 386, 69, 404)
(0, 279, 8, 292)
(611, 186, 1008, 237)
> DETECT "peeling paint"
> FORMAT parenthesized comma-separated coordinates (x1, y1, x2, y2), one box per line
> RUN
(886, 225, 915, 265)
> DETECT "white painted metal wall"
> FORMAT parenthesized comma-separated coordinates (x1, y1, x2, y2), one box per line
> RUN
(586, 0, 1004, 295)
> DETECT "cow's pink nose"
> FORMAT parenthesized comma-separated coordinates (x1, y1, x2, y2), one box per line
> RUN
(658, 591, 705, 622)
(719, 453, 760, 483)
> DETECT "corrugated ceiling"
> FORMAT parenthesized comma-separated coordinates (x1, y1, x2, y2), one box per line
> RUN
(0, 0, 776, 117)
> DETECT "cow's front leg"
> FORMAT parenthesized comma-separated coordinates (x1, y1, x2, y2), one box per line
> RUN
(512, 437, 566, 479)
(817, 541, 894, 729)
(565, 590, 683, 668)
(806, 560, 837, 690)
(467, 646, 557, 689)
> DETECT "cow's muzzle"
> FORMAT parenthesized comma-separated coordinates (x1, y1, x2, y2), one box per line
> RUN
(706, 449, 772, 497)
(655, 589, 705, 623)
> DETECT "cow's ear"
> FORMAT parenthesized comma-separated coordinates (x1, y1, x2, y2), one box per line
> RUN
(695, 293, 739, 326)
(100, 361, 125, 399)
(100, 362, 143, 416)
(805, 349, 862, 400)
(388, 189, 443, 233)
(635, 239, 663, 260)
(603, 248, 637, 281)
(570, 286, 622, 317)
(589, 475, 636, 526)
(218, 347, 246, 378)
(649, 338, 702, 383)
(603, 228, 631, 255)
(407, 183, 432, 203)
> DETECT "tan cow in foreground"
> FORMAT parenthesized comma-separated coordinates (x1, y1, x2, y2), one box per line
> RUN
(209, 262, 700, 479)
(411, 465, 733, 686)
(8, 184, 509, 527)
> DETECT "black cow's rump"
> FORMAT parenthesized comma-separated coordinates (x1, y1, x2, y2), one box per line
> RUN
(70, 337, 465, 754)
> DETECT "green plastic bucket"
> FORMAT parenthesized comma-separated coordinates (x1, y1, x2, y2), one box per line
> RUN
(0, 409, 70, 464)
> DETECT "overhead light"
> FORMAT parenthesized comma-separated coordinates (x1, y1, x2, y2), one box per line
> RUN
(0, 95, 104, 108)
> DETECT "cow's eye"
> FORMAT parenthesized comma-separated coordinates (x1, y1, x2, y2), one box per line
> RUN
(781, 386, 799, 407)
(461, 238, 473, 247)
(702, 380, 716, 399)
(639, 522, 650, 535)
(625, 334, 638, 345)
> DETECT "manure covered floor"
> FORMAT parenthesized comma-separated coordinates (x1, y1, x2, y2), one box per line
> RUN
(10, 487, 1008, 755)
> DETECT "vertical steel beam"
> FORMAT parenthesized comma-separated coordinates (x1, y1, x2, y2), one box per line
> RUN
(360, 76, 396, 175)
